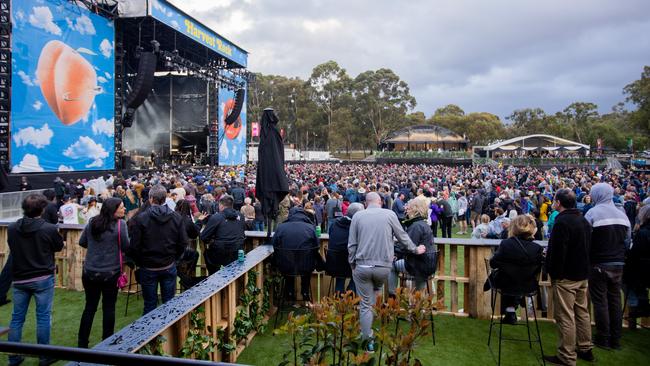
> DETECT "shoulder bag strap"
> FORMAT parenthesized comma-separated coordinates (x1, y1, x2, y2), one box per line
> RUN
(118, 220, 123, 272)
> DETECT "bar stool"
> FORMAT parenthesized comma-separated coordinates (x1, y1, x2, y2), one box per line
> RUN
(485, 259, 545, 366)
(324, 247, 353, 296)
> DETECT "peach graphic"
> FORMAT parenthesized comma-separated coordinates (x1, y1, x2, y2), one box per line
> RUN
(36, 40, 101, 125)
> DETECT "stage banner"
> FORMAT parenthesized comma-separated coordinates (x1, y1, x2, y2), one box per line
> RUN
(149, 0, 248, 67)
(218, 76, 247, 166)
(10, 0, 115, 173)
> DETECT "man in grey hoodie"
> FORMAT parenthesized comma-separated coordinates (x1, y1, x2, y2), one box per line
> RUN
(584, 183, 630, 350)
(348, 192, 425, 350)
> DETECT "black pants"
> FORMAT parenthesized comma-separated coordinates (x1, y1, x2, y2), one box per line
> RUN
(204, 247, 238, 275)
(0, 254, 12, 302)
(78, 271, 119, 348)
(431, 222, 438, 238)
(284, 275, 312, 301)
(440, 216, 453, 238)
(589, 264, 623, 347)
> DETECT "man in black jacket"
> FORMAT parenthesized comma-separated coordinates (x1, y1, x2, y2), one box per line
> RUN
(200, 195, 246, 274)
(129, 185, 187, 315)
(7, 194, 64, 366)
(544, 189, 594, 366)
(271, 207, 322, 301)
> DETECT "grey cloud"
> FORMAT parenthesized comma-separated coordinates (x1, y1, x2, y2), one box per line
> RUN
(170, 0, 650, 118)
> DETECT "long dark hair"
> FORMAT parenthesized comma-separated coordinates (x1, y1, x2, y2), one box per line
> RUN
(90, 197, 123, 240)
(175, 199, 191, 218)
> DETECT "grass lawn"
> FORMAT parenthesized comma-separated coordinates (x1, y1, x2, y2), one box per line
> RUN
(238, 314, 650, 365)
(0, 289, 142, 365)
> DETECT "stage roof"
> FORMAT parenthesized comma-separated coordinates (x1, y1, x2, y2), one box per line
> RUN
(482, 134, 590, 151)
(118, 0, 248, 68)
(383, 125, 468, 144)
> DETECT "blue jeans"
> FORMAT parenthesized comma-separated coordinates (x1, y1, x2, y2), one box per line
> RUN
(334, 277, 356, 294)
(138, 266, 177, 315)
(253, 220, 264, 231)
(9, 275, 55, 365)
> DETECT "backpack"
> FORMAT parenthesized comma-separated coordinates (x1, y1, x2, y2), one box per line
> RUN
(333, 200, 343, 217)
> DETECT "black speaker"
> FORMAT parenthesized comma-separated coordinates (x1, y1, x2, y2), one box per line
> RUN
(122, 52, 157, 128)
(224, 88, 245, 125)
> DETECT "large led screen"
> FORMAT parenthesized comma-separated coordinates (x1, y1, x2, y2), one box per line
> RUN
(10, 0, 115, 172)
(218, 76, 247, 166)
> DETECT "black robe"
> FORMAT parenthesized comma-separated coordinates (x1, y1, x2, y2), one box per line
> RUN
(255, 109, 289, 235)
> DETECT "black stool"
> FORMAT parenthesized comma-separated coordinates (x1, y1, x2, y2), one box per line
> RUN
(272, 246, 320, 329)
(485, 259, 544, 366)
(124, 266, 141, 316)
(324, 247, 353, 296)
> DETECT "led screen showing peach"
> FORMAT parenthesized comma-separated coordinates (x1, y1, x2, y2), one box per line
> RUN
(223, 98, 242, 140)
(36, 40, 101, 125)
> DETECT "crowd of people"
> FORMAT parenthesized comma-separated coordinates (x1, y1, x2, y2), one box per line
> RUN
(0, 161, 649, 365)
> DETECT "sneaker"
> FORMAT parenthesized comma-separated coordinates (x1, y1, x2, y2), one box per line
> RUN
(593, 339, 610, 350)
(577, 349, 595, 362)
(502, 312, 517, 325)
(543, 355, 570, 365)
(366, 340, 375, 353)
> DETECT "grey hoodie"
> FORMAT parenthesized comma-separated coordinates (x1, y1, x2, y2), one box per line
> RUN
(584, 183, 630, 264)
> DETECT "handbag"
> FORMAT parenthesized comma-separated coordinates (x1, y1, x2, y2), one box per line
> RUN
(116, 220, 128, 289)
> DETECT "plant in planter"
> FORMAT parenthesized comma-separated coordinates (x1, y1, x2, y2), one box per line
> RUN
(138, 335, 168, 356)
(180, 306, 216, 360)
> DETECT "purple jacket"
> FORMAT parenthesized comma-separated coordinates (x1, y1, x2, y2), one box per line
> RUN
(430, 203, 443, 223)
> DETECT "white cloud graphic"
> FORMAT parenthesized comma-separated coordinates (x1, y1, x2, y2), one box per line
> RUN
(58, 165, 74, 172)
(17, 70, 35, 86)
(33, 100, 43, 110)
(12, 154, 44, 173)
(29, 6, 62, 36)
(92, 118, 114, 136)
(65, 17, 73, 30)
(219, 141, 229, 159)
(97, 76, 108, 83)
(76, 47, 97, 56)
(171, 20, 180, 29)
(13, 123, 53, 148)
(86, 159, 103, 168)
(72, 14, 95, 35)
(104, 72, 112, 80)
(153, 1, 173, 17)
(100, 39, 113, 58)
(15, 10, 25, 22)
(63, 136, 109, 168)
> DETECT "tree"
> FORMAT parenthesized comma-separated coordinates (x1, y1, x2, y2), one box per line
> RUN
(434, 104, 465, 117)
(624, 65, 650, 134)
(307, 61, 352, 148)
(558, 102, 599, 143)
(406, 111, 426, 126)
(353, 68, 416, 146)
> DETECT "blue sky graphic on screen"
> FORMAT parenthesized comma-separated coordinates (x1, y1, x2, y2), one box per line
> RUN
(10, 0, 115, 172)
(218, 74, 247, 166)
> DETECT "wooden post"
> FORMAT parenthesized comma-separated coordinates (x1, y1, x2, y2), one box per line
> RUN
(450, 245, 458, 313)
(66, 229, 85, 291)
(467, 246, 493, 319)
(0, 227, 8, 268)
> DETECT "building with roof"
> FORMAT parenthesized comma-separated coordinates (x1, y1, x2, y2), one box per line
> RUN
(380, 125, 469, 152)
(474, 134, 590, 158)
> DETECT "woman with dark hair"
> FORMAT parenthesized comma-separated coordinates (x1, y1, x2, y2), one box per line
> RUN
(175, 199, 201, 241)
(77, 197, 129, 348)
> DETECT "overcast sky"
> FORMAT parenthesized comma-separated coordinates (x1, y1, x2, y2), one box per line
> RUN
(169, 0, 650, 119)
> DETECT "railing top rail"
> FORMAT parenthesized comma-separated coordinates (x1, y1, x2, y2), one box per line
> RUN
(92, 245, 274, 355)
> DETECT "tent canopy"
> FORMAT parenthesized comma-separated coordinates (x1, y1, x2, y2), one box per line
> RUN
(482, 134, 590, 152)
(383, 125, 468, 144)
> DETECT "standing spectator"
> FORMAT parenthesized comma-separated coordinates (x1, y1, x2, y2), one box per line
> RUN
(429, 200, 443, 238)
(18, 176, 32, 191)
(82, 197, 101, 223)
(175, 200, 201, 242)
(253, 198, 265, 231)
(59, 195, 83, 224)
(327, 203, 365, 294)
(472, 214, 490, 239)
(240, 197, 256, 230)
(392, 193, 407, 221)
(348, 192, 425, 351)
(77, 198, 129, 348)
(128, 185, 187, 315)
(584, 183, 630, 350)
(457, 191, 468, 235)
(7, 194, 64, 366)
(313, 196, 325, 231)
(470, 190, 484, 229)
(625, 205, 650, 320)
(623, 192, 638, 227)
(582, 195, 594, 216)
(41, 189, 59, 225)
(230, 181, 246, 211)
(438, 196, 453, 238)
(200, 195, 246, 274)
(325, 191, 343, 231)
(544, 189, 594, 365)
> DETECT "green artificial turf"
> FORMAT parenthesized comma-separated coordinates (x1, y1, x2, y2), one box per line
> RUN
(0, 288, 142, 365)
(238, 314, 650, 366)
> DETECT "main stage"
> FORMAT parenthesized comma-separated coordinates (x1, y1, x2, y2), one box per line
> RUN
(1, 0, 251, 191)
